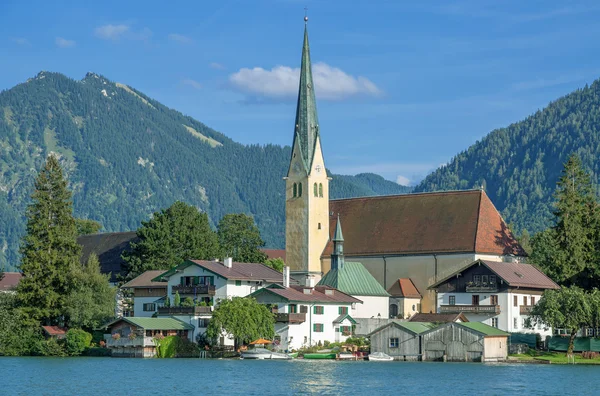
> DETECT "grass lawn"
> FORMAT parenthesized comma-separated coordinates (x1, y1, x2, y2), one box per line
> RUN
(510, 350, 600, 364)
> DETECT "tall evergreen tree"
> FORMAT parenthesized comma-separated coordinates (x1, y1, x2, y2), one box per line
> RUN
(123, 201, 219, 280)
(17, 155, 81, 325)
(217, 213, 268, 263)
(531, 154, 599, 288)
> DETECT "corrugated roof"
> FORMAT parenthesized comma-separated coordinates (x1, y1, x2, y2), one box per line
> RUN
(261, 249, 286, 262)
(78, 231, 138, 282)
(155, 260, 286, 283)
(106, 317, 193, 331)
(122, 270, 168, 288)
(317, 262, 389, 297)
(323, 190, 525, 257)
(0, 272, 22, 291)
(458, 322, 509, 336)
(409, 313, 468, 323)
(387, 278, 421, 298)
(251, 285, 362, 304)
(368, 320, 438, 336)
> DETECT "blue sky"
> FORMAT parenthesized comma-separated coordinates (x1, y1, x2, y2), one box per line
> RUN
(2, 0, 600, 185)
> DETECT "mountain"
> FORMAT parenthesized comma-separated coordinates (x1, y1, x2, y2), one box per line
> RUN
(0, 71, 410, 270)
(415, 79, 600, 236)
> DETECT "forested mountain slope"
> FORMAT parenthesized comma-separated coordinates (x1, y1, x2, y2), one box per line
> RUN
(0, 71, 409, 270)
(415, 79, 600, 235)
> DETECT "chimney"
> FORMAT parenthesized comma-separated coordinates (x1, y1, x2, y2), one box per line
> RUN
(305, 276, 315, 288)
(223, 257, 233, 268)
(283, 266, 290, 288)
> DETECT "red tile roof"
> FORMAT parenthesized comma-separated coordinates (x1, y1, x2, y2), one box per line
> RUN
(122, 270, 168, 288)
(156, 260, 286, 283)
(323, 190, 525, 257)
(253, 285, 362, 304)
(0, 272, 22, 291)
(261, 249, 286, 262)
(387, 278, 421, 298)
(42, 326, 67, 336)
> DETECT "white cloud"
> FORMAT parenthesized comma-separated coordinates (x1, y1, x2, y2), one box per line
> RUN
(209, 62, 225, 70)
(94, 24, 130, 40)
(396, 175, 411, 186)
(168, 33, 193, 44)
(55, 37, 75, 48)
(229, 62, 382, 101)
(11, 37, 30, 46)
(182, 79, 202, 90)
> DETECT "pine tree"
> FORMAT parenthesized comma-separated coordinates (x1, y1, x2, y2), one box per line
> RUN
(17, 155, 81, 325)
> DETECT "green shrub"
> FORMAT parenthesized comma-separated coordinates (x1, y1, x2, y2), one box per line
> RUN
(182, 297, 194, 307)
(65, 329, 93, 356)
(165, 296, 171, 307)
(36, 338, 66, 356)
(174, 292, 181, 307)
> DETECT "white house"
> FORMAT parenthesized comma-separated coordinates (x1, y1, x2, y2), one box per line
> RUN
(251, 270, 362, 351)
(121, 270, 168, 317)
(429, 259, 559, 337)
(150, 258, 289, 343)
(316, 217, 389, 319)
(387, 278, 422, 319)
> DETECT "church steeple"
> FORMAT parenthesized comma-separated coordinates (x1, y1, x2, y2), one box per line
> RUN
(288, 20, 320, 175)
(331, 215, 345, 270)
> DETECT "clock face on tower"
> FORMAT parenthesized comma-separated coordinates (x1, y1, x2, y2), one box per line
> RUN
(315, 165, 321, 173)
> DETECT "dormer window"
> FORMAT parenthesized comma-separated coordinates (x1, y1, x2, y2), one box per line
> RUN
(325, 289, 334, 296)
(303, 288, 312, 294)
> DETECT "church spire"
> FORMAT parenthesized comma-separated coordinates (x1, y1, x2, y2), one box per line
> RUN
(331, 215, 345, 270)
(290, 18, 320, 174)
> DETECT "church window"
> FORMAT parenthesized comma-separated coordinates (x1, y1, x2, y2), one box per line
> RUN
(314, 183, 318, 197)
(298, 183, 302, 197)
(293, 183, 297, 197)
(319, 183, 323, 197)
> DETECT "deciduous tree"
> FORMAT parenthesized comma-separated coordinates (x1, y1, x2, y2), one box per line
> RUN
(217, 214, 267, 263)
(75, 218, 102, 236)
(264, 258, 285, 273)
(206, 297, 274, 349)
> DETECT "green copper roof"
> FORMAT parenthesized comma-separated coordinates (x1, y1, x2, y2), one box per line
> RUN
(107, 317, 193, 331)
(333, 215, 344, 242)
(318, 261, 390, 297)
(457, 322, 509, 336)
(289, 24, 320, 174)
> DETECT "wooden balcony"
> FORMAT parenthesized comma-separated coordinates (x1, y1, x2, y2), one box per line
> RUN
(274, 313, 306, 324)
(172, 285, 216, 295)
(465, 285, 499, 293)
(440, 305, 500, 315)
(520, 305, 534, 315)
(157, 306, 212, 315)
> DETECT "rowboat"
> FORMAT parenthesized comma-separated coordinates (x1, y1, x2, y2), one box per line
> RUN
(368, 352, 394, 361)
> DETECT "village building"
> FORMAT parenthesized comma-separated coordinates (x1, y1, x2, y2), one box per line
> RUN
(0, 272, 22, 293)
(421, 322, 509, 362)
(429, 259, 559, 336)
(150, 258, 289, 343)
(409, 312, 468, 323)
(104, 317, 193, 358)
(121, 270, 168, 317)
(41, 326, 67, 340)
(251, 277, 361, 351)
(369, 321, 435, 361)
(387, 278, 422, 319)
(317, 217, 389, 319)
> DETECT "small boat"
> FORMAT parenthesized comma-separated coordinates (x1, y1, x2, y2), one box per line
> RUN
(241, 348, 292, 360)
(303, 353, 337, 359)
(368, 352, 394, 361)
(337, 352, 357, 360)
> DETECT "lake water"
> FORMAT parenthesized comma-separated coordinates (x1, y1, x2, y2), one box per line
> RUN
(1, 357, 599, 395)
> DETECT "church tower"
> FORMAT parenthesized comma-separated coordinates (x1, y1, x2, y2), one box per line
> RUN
(285, 17, 330, 285)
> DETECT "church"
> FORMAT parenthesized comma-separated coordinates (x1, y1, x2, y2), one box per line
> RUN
(284, 20, 526, 314)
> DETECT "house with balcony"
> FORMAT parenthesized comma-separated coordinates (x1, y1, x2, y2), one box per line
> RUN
(151, 258, 290, 343)
(103, 317, 194, 358)
(121, 270, 168, 317)
(251, 271, 362, 351)
(429, 259, 559, 336)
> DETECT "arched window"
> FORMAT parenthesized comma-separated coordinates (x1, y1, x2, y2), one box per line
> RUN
(293, 183, 297, 197)
(318, 223, 321, 230)
(390, 304, 398, 318)
(319, 183, 323, 197)
(298, 182, 303, 197)
(314, 183, 318, 197)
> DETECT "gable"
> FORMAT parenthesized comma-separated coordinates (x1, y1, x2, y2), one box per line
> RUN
(318, 262, 389, 296)
(326, 190, 525, 257)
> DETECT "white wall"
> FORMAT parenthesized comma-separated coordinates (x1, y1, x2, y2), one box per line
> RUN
(352, 296, 388, 319)
(133, 297, 159, 317)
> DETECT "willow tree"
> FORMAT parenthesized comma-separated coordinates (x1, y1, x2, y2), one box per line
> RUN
(18, 155, 81, 325)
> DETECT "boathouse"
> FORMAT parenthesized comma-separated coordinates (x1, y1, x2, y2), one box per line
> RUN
(368, 321, 436, 361)
(421, 322, 508, 362)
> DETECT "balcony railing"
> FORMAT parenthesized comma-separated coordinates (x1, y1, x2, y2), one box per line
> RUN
(440, 304, 501, 315)
(274, 313, 306, 324)
(465, 284, 499, 292)
(104, 335, 154, 348)
(157, 306, 213, 315)
(172, 285, 216, 295)
(520, 305, 534, 315)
